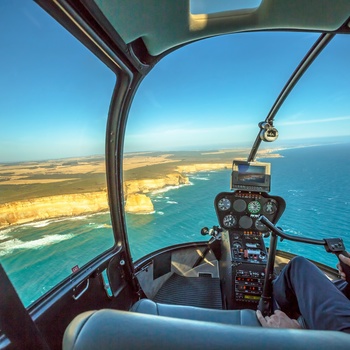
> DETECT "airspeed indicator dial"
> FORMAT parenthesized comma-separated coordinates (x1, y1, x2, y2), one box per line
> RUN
(248, 200, 261, 214)
(223, 214, 236, 228)
(217, 198, 231, 211)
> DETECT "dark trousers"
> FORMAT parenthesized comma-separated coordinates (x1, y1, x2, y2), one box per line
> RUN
(273, 256, 350, 332)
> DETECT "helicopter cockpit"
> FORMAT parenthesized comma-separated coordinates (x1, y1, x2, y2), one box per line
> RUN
(2, 1, 350, 349)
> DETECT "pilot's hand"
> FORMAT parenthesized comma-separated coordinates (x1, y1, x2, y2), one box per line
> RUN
(337, 253, 350, 280)
(256, 310, 301, 329)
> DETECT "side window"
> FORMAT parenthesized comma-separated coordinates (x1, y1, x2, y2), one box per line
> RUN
(0, 1, 116, 306)
(272, 34, 350, 267)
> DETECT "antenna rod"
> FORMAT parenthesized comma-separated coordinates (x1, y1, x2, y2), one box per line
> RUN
(247, 33, 335, 162)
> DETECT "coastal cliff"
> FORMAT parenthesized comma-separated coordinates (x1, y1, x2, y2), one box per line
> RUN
(123, 173, 190, 215)
(124, 194, 154, 214)
(0, 173, 190, 228)
(124, 173, 190, 195)
(176, 163, 229, 173)
(0, 192, 109, 228)
(0, 150, 284, 228)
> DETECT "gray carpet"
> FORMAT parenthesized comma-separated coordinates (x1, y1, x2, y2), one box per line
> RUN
(153, 274, 222, 309)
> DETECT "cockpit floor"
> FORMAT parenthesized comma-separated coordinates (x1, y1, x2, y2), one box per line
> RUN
(153, 274, 222, 309)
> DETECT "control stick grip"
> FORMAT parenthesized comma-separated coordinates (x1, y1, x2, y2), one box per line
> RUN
(323, 238, 350, 294)
(336, 251, 350, 284)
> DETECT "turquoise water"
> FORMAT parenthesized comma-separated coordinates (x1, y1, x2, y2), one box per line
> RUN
(0, 214, 114, 306)
(1, 143, 350, 306)
(128, 143, 350, 269)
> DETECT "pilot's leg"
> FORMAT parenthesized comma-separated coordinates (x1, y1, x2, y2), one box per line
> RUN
(273, 256, 350, 332)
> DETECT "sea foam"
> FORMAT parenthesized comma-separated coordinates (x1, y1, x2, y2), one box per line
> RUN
(0, 233, 75, 257)
(151, 183, 191, 195)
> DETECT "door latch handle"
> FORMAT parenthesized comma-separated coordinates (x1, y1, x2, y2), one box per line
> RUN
(72, 279, 90, 300)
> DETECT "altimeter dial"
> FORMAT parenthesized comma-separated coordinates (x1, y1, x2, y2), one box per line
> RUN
(248, 200, 261, 214)
(218, 198, 231, 211)
(223, 214, 237, 228)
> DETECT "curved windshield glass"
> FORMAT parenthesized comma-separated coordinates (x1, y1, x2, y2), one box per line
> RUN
(123, 31, 350, 264)
(0, 1, 116, 306)
(272, 34, 350, 267)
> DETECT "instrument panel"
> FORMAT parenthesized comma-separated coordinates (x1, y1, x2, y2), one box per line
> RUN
(216, 190, 285, 309)
(215, 191, 285, 232)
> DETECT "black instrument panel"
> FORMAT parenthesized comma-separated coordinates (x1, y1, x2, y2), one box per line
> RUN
(216, 191, 285, 309)
(215, 191, 285, 232)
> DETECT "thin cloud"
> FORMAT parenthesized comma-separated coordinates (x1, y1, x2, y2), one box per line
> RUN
(279, 115, 350, 126)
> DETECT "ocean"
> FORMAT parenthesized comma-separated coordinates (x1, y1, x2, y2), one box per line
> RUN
(1, 143, 350, 307)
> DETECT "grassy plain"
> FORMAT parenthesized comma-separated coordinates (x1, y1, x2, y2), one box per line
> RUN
(0, 156, 106, 204)
(122, 149, 252, 180)
(0, 149, 280, 204)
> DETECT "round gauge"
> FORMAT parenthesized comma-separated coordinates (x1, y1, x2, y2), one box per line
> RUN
(239, 215, 253, 229)
(248, 200, 261, 214)
(263, 200, 277, 215)
(217, 198, 231, 211)
(233, 199, 246, 212)
(232, 241, 242, 250)
(232, 232, 242, 240)
(223, 214, 237, 228)
(255, 219, 268, 231)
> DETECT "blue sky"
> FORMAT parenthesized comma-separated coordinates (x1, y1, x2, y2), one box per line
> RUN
(0, 1, 115, 162)
(1, 1, 350, 162)
(125, 31, 350, 151)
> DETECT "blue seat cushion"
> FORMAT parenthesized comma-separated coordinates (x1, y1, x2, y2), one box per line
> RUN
(63, 309, 350, 350)
(130, 298, 261, 327)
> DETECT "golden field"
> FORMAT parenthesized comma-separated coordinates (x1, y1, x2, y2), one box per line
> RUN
(0, 149, 281, 227)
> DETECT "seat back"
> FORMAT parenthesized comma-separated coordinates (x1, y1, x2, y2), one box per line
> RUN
(130, 298, 261, 326)
(63, 309, 350, 350)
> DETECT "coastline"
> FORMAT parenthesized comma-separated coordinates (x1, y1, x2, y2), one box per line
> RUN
(0, 192, 109, 229)
(0, 148, 283, 228)
(0, 173, 191, 228)
(0, 210, 111, 235)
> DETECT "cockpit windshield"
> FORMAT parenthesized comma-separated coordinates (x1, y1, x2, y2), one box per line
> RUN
(125, 32, 319, 153)
(124, 32, 350, 267)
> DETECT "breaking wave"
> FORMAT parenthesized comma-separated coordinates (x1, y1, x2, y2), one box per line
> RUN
(151, 183, 191, 195)
(0, 233, 75, 257)
(190, 176, 210, 181)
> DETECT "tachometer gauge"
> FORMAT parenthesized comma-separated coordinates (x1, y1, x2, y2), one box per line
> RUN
(248, 200, 261, 214)
(218, 198, 231, 211)
(263, 200, 277, 215)
(223, 214, 236, 228)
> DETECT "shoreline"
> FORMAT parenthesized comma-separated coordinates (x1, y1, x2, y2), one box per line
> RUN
(0, 148, 284, 229)
(0, 191, 109, 229)
(0, 210, 111, 234)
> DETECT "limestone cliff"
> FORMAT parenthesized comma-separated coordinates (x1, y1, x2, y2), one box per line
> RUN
(176, 163, 230, 173)
(0, 173, 190, 227)
(0, 192, 109, 228)
(124, 173, 190, 195)
(124, 194, 154, 214)
(123, 173, 189, 215)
